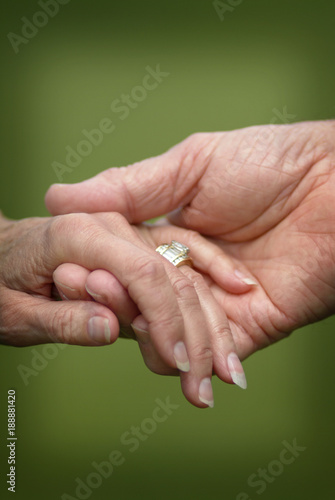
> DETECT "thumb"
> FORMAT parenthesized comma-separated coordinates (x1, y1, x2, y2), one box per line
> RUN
(6, 294, 121, 347)
(45, 135, 205, 222)
(38, 300, 120, 346)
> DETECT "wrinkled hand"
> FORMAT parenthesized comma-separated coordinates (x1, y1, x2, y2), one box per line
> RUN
(0, 212, 252, 408)
(53, 221, 254, 386)
(46, 121, 335, 362)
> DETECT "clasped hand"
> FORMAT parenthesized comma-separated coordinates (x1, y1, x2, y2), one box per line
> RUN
(1, 121, 334, 408)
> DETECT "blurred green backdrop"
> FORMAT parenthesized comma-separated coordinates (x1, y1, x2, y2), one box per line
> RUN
(1, 1, 335, 499)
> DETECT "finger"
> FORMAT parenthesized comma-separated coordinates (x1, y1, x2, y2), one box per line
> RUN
(53, 264, 139, 328)
(45, 156, 181, 219)
(180, 266, 247, 390)
(0, 289, 120, 347)
(49, 213, 215, 408)
(53, 263, 91, 300)
(87, 265, 216, 382)
(143, 222, 258, 293)
(136, 340, 178, 376)
(131, 317, 178, 376)
(48, 214, 186, 370)
(167, 205, 208, 233)
(101, 247, 215, 406)
(44, 134, 214, 221)
(85, 269, 139, 326)
(153, 267, 215, 409)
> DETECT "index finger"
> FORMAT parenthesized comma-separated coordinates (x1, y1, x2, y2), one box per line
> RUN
(47, 214, 185, 370)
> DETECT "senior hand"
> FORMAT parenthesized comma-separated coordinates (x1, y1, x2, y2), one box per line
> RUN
(52, 222, 254, 390)
(0, 212, 247, 408)
(45, 121, 335, 361)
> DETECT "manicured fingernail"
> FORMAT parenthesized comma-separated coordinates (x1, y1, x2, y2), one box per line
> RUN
(199, 378, 214, 408)
(131, 324, 150, 344)
(234, 270, 258, 286)
(88, 317, 111, 344)
(228, 353, 247, 389)
(173, 341, 190, 372)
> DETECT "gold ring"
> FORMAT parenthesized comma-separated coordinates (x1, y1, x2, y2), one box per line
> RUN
(155, 240, 193, 268)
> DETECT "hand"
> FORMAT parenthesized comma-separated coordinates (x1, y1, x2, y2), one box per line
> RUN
(53, 221, 255, 387)
(45, 121, 335, 356)
(0, 212, 248, 408)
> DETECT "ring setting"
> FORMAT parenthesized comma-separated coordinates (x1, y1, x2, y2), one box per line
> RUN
(155, 240, 193, 268)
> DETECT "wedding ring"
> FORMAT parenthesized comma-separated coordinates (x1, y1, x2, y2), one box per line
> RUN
(155, 240, 193, 268)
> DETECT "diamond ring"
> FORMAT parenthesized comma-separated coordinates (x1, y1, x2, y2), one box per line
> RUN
(155, 240, 193, 268)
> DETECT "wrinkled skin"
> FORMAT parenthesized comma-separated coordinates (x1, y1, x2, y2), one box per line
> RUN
(1, 211, 255, 408)
(46, 121, 335, 364)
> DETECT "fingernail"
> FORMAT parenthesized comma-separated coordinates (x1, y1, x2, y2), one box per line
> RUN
(85, 285, 103, 301)
(59, 290, 70, 301)
(87, 317, 111, 344)
(173, 341, 190, 372)
(199, 378, 214, 408)
(119, 326, 136, 340)
(234, 270, 258, 286)
(227, 353, 247, 389)
(54, 280, 77, 294)
(131, 323, 150, 344)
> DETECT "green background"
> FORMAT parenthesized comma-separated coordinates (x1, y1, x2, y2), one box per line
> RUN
(1, 0, 335, 499)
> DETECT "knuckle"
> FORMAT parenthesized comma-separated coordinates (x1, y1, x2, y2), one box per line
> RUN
(57, 214, 116, 259)
(133, 256, 165, 283)
(172, 275, 198, 299)
(100, 212, 138, 240)
(141, 352, 175, 376)
(184, 229, 203, 247)
(189, 343, 213, 365)
(186, 132, 208, 144)
(104, 211, 128, 227)
(129, 258, 186, 325)
(184, 270, 206, 290)
(181, 132, 214, 160)
(47, 213, 99, 241)
(113, 212, 128, 226)
(155, 313, 183, 334)
(48, 307, 75, 344)
(45, 214, 62, 241)
(211, 323, 232, 342)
